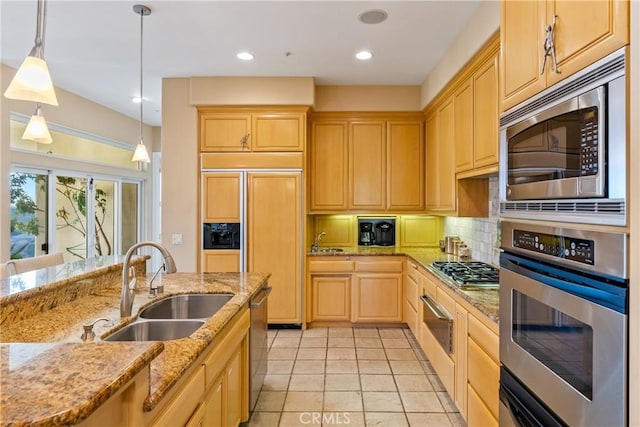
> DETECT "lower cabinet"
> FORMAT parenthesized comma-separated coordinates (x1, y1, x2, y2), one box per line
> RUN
(466, 313, 499, 426)
(146, 307, 250, 427)
(307, 256, 403, 324)
(311, 275, 351, 321)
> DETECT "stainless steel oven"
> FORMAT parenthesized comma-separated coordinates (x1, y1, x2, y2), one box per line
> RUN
(499, 221, 628, 426)
(499, 48, 626, 226)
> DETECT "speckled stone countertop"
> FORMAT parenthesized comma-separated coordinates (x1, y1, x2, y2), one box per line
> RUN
(0, 270, 270, 425)
(308, 246, 499, 323)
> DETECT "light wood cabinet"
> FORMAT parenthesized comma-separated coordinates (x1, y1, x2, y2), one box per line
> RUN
(199, 108, 307, 152)
(455, 304, 469, 417)
(247, 173, 302, 324)
(425, 98, 456, 212)
(349, 121, 386, 210)
(202, 172, 241, 222)
(454, 80, 474, 173)
(225, 348, 243, 427)
(203, 250, 240, 273)
(500, 0, 629, 112)
(387, 121, 425, 210)
(309, 121, 349, 211)
(203, 375, 223, 427)
(311, 275, 351, 321)
(352, 273, 403, 322)
(473, 53, 499, 170)
(306, 256, 403, 324)
(467, 313, 499, 425)
(309, 113, 424, 213)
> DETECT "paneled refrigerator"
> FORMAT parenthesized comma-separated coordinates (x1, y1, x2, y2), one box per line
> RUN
(201, 170, 302, 324)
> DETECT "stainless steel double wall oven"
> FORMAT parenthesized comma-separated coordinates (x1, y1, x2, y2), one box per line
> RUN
(498, 48, 629, 426)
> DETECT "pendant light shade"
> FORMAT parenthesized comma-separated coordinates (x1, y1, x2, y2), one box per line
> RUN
(131, 4, 151, 163)
(22, 103, 53, 144)
(132, 140, 151, 162)
(4, 0, 58, 106)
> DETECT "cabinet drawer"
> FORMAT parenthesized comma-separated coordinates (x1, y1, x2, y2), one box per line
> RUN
(153, 367, 205, 427)
(355, 259, 403, 273)
(406, 260, 420, 282)
(405, 273, 418, 310)
(468, 313, 499, 362)
(405, 300, 418, 335)
(308, 258, 354, 273)
(419, 322, 454, 396)
(419, 271, 437, 299)
(467, 384, 498, 427)
(468, 338, 499, 419)
(436, 287, 456, 318)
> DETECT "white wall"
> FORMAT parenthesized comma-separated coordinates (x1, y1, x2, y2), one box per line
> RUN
(420, 0, 500, 107)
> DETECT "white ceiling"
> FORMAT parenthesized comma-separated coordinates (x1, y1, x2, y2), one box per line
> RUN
(1, 1, 481, 126)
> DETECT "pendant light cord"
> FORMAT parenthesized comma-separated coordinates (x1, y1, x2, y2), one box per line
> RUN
(138, 7, 144, 144)
(32, 0, 47, 58)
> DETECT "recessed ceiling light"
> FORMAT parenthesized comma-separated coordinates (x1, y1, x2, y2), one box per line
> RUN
(358, 9, 388, 25)
(237, 52, 255, 61)
(355, 51, 373, 60)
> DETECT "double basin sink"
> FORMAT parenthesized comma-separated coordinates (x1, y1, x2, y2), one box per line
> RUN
(103, 294, 233, 342)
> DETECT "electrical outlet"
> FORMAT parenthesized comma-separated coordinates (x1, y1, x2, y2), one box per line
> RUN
(171, 234, 183, 245)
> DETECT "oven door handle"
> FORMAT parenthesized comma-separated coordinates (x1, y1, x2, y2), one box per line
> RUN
(501, 255, 619, 308)
(420, 294, 452, 321)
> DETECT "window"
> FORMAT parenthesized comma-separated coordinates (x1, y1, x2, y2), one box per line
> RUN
(10, 170, 142, 262)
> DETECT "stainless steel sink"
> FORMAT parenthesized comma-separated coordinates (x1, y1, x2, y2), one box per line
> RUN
(139, 293, 234, 319)
(103, 320, 205, 341)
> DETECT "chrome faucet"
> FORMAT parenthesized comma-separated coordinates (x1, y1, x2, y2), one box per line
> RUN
(121, 241, 177, 317)
(311, 231, 326, 253)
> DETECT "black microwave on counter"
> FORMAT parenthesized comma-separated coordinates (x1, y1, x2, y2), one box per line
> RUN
(203, 223, 241, 249)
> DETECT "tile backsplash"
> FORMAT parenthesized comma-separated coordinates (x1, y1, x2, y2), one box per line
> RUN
(444, 176, 501, 266)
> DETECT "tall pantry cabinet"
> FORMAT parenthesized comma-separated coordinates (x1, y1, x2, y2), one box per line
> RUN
(199, 107, 306, 325)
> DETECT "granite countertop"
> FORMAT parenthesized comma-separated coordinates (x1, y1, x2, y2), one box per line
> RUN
(308, 246, 499, 323)
(0, 271, 270, 425)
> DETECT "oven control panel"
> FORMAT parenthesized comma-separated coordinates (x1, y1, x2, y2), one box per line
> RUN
(513, 230, 594, 265)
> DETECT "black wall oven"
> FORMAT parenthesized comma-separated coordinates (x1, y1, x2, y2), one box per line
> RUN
(499, 221, 628, 426)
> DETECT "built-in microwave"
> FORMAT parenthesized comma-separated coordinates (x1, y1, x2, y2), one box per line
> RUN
(499, 48, 627, 226)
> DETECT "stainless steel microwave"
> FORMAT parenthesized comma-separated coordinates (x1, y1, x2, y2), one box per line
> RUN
(499, 48, 627, 226)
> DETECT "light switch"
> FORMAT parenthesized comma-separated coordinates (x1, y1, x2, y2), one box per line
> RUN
(172, 234, 183, 245)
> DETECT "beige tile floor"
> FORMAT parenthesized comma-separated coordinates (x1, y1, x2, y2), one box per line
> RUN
(247, 327, 466, 427)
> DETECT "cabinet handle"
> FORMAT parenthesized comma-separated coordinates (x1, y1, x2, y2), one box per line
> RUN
(240, 133, 250, 149)
(541, 15, 560, 75)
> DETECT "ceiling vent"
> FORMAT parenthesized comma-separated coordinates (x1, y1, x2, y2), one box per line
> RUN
(358, 9, 388, 25)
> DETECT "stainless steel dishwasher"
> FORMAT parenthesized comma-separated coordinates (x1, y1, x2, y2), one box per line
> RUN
(250, 285, 271, 412)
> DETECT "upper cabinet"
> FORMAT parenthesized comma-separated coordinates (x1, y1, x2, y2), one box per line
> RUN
(309, 113, 424, 213)
(199, 107, 307, 152)
(500, 0, 629, 112)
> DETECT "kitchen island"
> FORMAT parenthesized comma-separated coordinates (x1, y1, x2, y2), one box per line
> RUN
(0, 258, 269, 426)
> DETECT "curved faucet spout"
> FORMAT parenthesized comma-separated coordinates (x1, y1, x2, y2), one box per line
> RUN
(121, 241, 177, 317)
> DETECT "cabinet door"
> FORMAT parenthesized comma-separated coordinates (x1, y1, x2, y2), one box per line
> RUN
(310, 121, 349, 211)
(311, 275, 351, 321)
(473, 53, 499, 169)
(500, 0, 546, 112)
(352, 273, 403, 322)
(425, 112, 438, 210)
(435, 98, 456, 212)
(467, 385, 498, 427)
(454, 80, 474, 173)
(204, 375, 223, 427)
(226, 349, 242, 427)
(247, 173, 301, 323)
(387, 121, 424, 210)
(251, 112, 305, 151)
(200, 113, 251, 151)
(202, 172, 241, 223)
(203, 250, 240, 273)
(546, 0, 629, 87)
(455, 305, 468, 417)
(349, 121, 386, 210)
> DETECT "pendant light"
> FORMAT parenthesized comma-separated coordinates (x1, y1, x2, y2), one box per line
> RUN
(22, 103, 53, 144)
(4, 0, 58, 106)
(131, 4, 151, 163)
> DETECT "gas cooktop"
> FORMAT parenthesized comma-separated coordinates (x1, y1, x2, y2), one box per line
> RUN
(430, 261, 499, 289)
